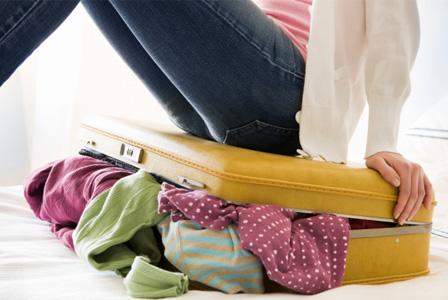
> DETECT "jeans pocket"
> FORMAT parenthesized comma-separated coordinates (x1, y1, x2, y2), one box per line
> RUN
(222, 120, 301, 156)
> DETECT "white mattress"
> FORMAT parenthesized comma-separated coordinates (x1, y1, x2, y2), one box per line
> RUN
(1, 185, 448, 300)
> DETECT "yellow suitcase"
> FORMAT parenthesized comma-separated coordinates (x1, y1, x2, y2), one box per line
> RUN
(78, 115, 435, 287)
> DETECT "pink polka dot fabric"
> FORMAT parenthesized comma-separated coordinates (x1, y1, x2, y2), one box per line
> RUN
(158, 182, 350, 294)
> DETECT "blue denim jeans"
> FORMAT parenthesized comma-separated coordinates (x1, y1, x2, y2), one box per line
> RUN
(0, 0, 305, 156)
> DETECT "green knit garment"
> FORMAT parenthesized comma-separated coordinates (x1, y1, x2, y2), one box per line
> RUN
(73, 170, 188, 298)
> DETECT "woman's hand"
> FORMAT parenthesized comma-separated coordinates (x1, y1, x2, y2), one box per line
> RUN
(365, 151, 434, 225)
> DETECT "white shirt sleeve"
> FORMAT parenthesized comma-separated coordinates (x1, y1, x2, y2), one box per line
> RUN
(364, 0, 420, 159)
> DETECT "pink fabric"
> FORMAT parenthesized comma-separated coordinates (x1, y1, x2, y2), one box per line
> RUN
(23, 156, 132, 250)
(255, 0, 312, 60)
(158, 182, 350, 294)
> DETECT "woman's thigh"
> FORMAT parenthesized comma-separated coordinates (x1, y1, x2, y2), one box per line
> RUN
(81, 0, 214, 141)
(109, 0, 305, 155)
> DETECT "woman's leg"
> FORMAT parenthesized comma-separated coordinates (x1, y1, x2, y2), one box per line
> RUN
(105, 0, 306, 155)
(1, 0, 306, 155)
(0, 0, 80, 85)
(81, 0, 214, 140)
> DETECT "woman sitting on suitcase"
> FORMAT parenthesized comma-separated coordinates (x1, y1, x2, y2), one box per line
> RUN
(0, 0, 433, 225)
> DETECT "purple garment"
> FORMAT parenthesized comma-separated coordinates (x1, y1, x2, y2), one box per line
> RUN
(158, 182, 350, 294)
(23, 156, 132, 250)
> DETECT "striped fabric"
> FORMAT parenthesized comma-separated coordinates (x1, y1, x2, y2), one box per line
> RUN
(157, 217, 264, 294)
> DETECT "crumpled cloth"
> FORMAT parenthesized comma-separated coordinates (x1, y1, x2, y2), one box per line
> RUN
(74, 170, 189, 298)
(157, 217, 264, 294)
(23, 156, 132, 250)
(124, 256, 188, 298)
(158, 182, 350, 294)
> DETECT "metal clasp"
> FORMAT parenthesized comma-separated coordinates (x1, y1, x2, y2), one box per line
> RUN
(81, 138, 96, 147)
(120, 143, 143, 163)
(178, 176, 205, 189)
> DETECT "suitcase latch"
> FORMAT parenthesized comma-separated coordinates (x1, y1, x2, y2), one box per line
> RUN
(178, 176, 205, 190)
(120, 143, 143, 163)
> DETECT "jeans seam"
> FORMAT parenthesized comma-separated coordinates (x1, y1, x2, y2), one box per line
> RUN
(199, 0, 304, 80)
(256, 120, 299, 134)
(227, 119, 299, 136)
(0, 1, 43, 46)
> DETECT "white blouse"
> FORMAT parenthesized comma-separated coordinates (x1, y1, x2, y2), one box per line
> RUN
(296, 0, 420, 164)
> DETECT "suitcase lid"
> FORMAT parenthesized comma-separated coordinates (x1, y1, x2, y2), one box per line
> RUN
(79, 115, 435, 225)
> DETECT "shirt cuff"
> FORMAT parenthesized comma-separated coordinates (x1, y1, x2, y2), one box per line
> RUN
(364, 96, 404, 159)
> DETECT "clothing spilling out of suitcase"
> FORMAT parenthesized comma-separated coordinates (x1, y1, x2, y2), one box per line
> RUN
(3, 0, 448, 298)
(23, 155, 399, 298)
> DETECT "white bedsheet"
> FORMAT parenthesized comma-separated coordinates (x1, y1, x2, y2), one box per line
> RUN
(1, 185, 447, 300)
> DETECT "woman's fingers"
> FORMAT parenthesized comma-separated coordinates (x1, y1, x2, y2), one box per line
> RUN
(398, 164, 420, 224)
(422, 173, 434, 210)
(365, 151, 434, 225)
(388, 160, 412, 223)
(408, 169, 426, 221)
(365, 156, 400, 187)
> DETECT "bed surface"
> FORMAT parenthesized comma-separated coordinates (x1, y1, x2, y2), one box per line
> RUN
(1, 185, 447, 300)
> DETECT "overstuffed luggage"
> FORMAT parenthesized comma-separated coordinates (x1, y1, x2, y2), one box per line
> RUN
(78, 115, 435, 287)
